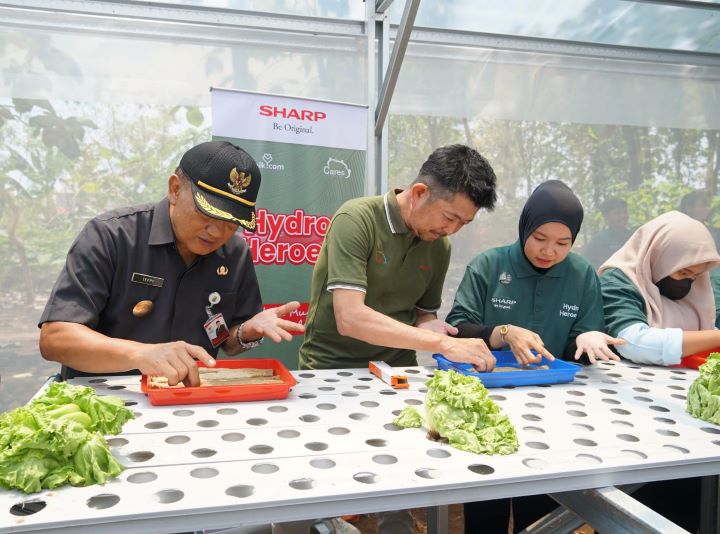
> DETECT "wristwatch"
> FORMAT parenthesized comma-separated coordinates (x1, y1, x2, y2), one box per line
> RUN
(499, 324, 510, 345)
(236, 322, 263, 350)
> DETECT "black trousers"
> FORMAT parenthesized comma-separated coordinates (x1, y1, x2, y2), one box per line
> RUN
(464, 478, 701, 533)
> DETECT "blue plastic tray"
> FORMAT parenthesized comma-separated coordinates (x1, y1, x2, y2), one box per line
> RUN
(432, 351, 581, 388)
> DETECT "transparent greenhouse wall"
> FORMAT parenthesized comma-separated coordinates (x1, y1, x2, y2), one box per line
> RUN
(0, 23, 366, 410)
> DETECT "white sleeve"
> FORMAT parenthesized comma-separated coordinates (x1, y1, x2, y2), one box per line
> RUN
(616, 323, 683, 366)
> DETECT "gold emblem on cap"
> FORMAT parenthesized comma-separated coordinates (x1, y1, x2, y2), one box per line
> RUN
(228, 167, 252, 195)
(132, 300, 154, 317)
(217, 266, 228, 276)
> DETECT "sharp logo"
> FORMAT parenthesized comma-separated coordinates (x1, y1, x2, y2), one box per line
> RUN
(259, 153, 285, 171)
(259, 105, 327, 121)
(323, 158, 351, 179)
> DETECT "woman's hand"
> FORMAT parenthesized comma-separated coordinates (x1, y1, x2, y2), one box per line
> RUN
(503, 325, 555, 365)
(574, 331, 625, 364)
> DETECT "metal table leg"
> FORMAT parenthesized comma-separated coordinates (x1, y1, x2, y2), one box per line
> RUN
(427, 505, 449, 534)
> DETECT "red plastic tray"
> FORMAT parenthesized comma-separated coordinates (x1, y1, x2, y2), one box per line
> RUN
(140, 358, 297, 406)
(676, 350, 716, 370)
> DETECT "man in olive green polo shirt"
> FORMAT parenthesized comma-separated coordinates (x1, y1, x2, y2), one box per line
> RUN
(299, 144, 498, 372)
(274, 144, 498, 534)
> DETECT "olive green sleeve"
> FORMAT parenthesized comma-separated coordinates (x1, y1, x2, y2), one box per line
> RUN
(325, 212, 373, 290)
(711, 269, 720, 329)
(600, 268, 648, 337)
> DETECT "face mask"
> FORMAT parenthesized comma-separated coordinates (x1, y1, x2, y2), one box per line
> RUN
(655, 276, 693, 300)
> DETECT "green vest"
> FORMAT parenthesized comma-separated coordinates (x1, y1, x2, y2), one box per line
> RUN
(446, 241, 604, 358)
(299, 190, 451, 369)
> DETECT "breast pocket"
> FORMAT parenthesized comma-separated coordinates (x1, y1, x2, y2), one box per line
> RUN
(211, 291, 240, 325)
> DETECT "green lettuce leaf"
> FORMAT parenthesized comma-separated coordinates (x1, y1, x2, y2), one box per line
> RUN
(394, 406, 423, 428)
(687, 353, 720, 425)
(0, 382, 134, 493)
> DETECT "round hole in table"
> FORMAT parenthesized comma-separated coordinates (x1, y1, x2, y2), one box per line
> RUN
(602, 398, 621, 405)
(565, 400, 585, 407)
(10, 499, 46, 516)
(191, 448, 217, 458)
(268, 405, 287, 413)
(523, 426, 546, 434)
(373, 454, 398, 465)
(226, 485, 255, 498)
(222, 432, 245, 442)
(318, 386, 335, 391)
(217, 408, 238, 415)
(316, 403, 336, 410)
(469, 464, 496, 475)
(197, 420, 219, 428)
(107, 437, 129, 447)
(528, 392, 546, 399)
(252, 463, 279, 474)
(124, 400, 137, 407)
(278, 429, 301, 438)
(380, 390, 397, 395)
(191, 467, 219, 478)
(310, 458, 336, 469)
(657, 429, 680, 437)
(405, 399, 423, 406)
(633, 387, 650, 393)
(567, 410, 587, 417)
(299, 414, 320, 423)
(126, 472, 155, 485)
(416, 468, 441, 479)
(350, 413, 369, 421)
(299, 393, 317, 399)
(671, 394, 687, 400)
(154, 489, 184, 504)
(427, 448, 452, 458)
(329, 427, 350, 435)
(526, 402, 545, 409)
(616, 434, 639, 442)
(305, 442, 329, 451)
(353, 385, 371, 390)
(490, 394, 506, 402)
(173, 409, 194, 417)
(87, 494, 120, 509)
(342, 391, 359, 397)
(144, 421, 168, 430)
(621, 449, 647, 460)
(337, 371, 353, 377)
(298, 373, 315, 378)
(366, 439, 388, 447)
(128, 451, 154, 462)
(611, 420, 634, 428)
(611, 408, 631, 415)
(354, 472, 378, 484)
(249, 445, 274, 454)
(522, 414, 542, 421)
(663, 444, 689, 454)
(653, 417, 676, 425)
(572, 423, 594, 432)
(522, 458, 547, 470)
(701, 427, 720, 434)
(576, 454, 602, 464)
(361, 401, 380, 408)
(633, 396, 653, 403)
(573, 438, 597, 447)
(526, 441, 549, 450)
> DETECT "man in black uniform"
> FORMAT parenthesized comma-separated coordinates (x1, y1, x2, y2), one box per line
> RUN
(39, 141, 303, 386)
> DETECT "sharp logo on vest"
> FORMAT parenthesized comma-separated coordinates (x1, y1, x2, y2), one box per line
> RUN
(323, 158, 351, 179)
(244, 208, 330, 266)
(259, 153, 285, 171)
(419, 264, 430, 271)
(499, 272, 512, 285)
(491, 296, 517, 310)
(559, 303, 579, 318)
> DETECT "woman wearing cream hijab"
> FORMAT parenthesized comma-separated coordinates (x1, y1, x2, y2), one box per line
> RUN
(599, 210, 720, 365)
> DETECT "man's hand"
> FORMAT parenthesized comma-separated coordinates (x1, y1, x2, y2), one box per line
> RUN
(441, 337, 496, 372)
(241, 301, 306, 343)
(417, 319, 458, 335)
(574, 331, 624, 364)
(504, 325, 555, 365)
(131, 341, 215, 387)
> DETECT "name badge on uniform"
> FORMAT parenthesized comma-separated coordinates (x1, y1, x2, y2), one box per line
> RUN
(131, 272, 164, 288)
(204, 313, 230, 348)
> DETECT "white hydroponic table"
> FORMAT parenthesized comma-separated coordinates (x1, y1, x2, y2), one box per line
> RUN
(1, 360, 719, 533)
